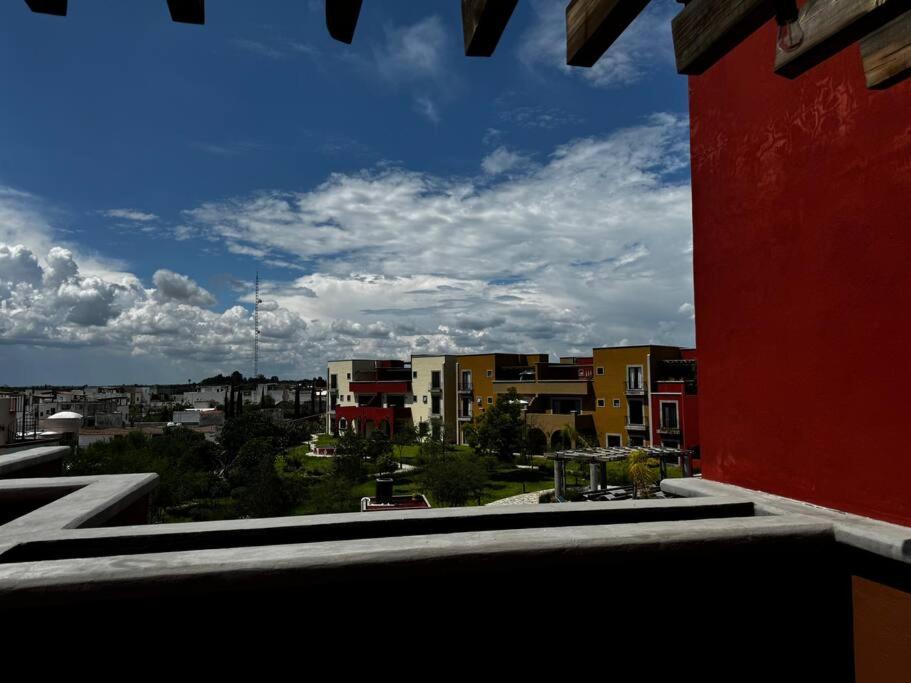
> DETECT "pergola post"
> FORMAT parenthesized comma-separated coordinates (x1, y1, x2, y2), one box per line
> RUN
(589, 461, 600, 491)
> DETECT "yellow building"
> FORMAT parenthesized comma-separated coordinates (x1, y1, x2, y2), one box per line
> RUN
(454, 353, 547, 444)
(591, 345, 684, 448)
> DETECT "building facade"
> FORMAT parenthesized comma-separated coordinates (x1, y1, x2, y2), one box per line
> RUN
(409, 355, 457, 442)
(327, 359, 414, 437)
(591, 345, 695, 449)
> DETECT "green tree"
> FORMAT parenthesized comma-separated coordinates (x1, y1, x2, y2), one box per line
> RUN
(420, 451, 489, 507)
(627, 449, 659, 499)
(392, 422, 418, 465)
(465, 388, 525, 462)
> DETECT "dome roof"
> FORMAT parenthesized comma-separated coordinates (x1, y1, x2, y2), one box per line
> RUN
(48, 411, 83, 419)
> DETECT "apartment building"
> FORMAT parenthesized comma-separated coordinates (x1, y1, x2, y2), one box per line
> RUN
(591, 345, 695, 449)
(410, 355, 457, 442)
(649, 351, 699, 451)
(453, 353, 548, 445)
(491, 356, 597, 451)
(327, 359, 413, 437)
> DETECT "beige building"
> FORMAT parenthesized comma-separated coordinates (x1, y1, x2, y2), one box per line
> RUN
(410, 355, 457, 442)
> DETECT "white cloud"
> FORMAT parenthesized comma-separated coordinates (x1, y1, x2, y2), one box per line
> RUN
(414, 96, 440, 124)
(481, 147, 534, 175)
(152, 269, 217, 308)
(102, 209, 158, 222)
(1, 114, 695, 379)
(374, 16, 447, 84)
(518, 0, 676, 89)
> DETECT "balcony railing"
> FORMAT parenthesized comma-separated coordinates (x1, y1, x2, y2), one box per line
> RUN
(625, 381, 646, 395)
(458, 383, 473, 393)
(626, 417, 649, 430)
(658, 425, 681, 435)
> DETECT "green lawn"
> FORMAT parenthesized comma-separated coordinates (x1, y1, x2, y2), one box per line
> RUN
(315, 434, 337, 446)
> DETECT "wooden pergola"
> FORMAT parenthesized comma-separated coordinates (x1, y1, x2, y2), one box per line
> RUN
(25, 0, 911, 91)
(547, 444, 697, 499)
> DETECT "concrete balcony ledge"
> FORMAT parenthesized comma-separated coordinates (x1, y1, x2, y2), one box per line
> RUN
(0, 514, 832, 607)
(662, 478, 911, 566)
(0, 446, 68, 479)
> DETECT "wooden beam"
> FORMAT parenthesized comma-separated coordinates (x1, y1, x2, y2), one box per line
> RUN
(24, 0, 66, 16)
(567, 0, 652, 68)
(860, 10, 911, 89)
(326, 0, 363, 44)
(775, 0, 911, 79)
(672, 0, 775, 75)
(167, 0, 204, 25)
(462, 0, 519, 57)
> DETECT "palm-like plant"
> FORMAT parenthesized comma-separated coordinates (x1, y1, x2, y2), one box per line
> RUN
(560, 424, 589, 450)
(627, 449, 658, 499)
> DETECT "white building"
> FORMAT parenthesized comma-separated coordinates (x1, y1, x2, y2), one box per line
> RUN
(410, 355, 458, 442)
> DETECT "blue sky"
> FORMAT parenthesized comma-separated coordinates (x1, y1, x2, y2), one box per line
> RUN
(0, 0, 693, 384)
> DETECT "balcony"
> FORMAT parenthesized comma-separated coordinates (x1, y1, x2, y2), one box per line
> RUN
(1, 442, 909, 680)
(429, 384, 442, 393)
(458, 384, 473, 393)
(493, 380, 589, 396)
(626, 417, 649, 431)
(348, 381, 411, 394)
(625, 381, 646, 396)
(658, 424, 681, 435)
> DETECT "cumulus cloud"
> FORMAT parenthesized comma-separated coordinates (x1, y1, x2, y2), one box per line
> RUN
(1, 113, 695, 379)
(518, 0, 676, 89)
(152, 269, 217, 308)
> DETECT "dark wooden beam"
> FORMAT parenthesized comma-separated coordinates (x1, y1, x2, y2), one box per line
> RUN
(567, 0, 652, 67)
(24, 0, 66, 16)
(775, 0, 911, 79)
(462, 0, 519, 57)
(167, 0, 205, 25)
(860, 10, 911, 88)
(672, 0, 775, 75)
(326, 0, 363, 44)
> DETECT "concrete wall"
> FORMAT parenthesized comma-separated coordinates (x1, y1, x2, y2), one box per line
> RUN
(690, 18, 911, 526)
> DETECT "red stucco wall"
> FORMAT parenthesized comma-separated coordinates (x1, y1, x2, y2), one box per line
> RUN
(690, 21, 911, 526)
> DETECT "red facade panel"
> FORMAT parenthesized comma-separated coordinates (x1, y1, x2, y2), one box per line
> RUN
(690, 21, 911, 525)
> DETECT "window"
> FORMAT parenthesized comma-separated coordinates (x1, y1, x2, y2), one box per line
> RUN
(607, 434, 622, 447)
(629, 436, 644, 447)
(423, 395, 428, 404)
(661, 402, 679, 429)
(346, 372, 351, 380)
(486, 369, 492, 378)
(432, 422, 441, 440)
(597, 399, 606, 408)
(330, 374, 337, 389)
(431, 395, 441, 415)
(487, 396, 493, 404)
(431, 370, 441, 390)
(628, 400, 644, 425)
(413, 371, 418, 379)
(596, 367, 604, 375)
(338, 418, 347, 430)
(347, 395, 351, 402)
(461, 370, 472, 390)
(413, 395, 418, 402)
(627, 365, 643, 390)
(477, 397, 482, 405)
(612, 399, 621, 408)
(419, 421, 428, 436)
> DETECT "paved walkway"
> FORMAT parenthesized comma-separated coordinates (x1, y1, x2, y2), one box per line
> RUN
(485, 489, 553, 506)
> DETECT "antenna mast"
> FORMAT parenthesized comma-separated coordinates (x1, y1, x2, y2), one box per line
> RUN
(253, 272, 262, 378)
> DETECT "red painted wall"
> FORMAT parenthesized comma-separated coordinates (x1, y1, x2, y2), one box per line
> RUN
(691, 21, 911, 525)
